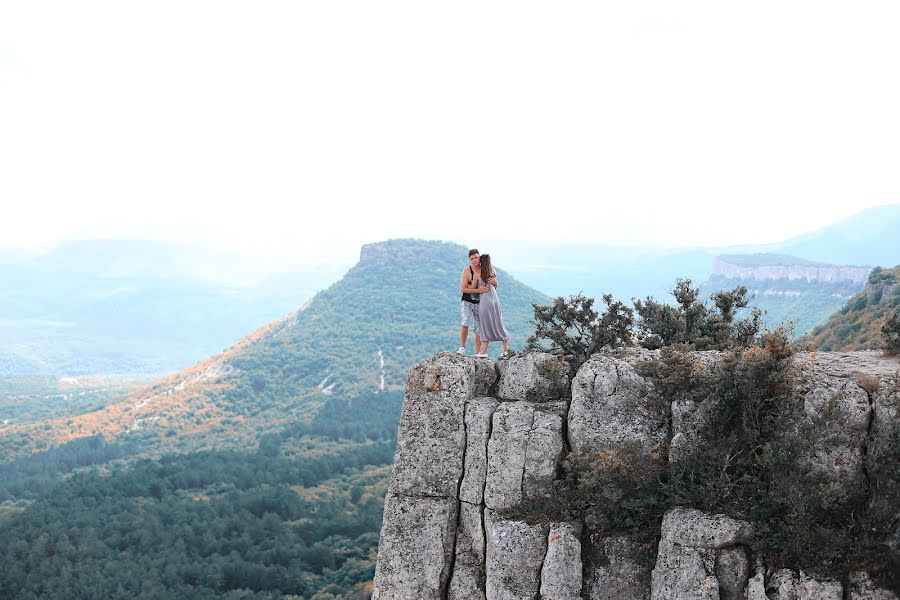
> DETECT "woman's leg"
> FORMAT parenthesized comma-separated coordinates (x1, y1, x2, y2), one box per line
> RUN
(480, 341, 489, 355)
(502, 339, 509, 353)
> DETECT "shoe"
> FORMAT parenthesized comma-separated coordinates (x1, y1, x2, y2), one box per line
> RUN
(499, 351, 510, 360)
(457, 346, 466, 355)
(476, 353, 488, 358)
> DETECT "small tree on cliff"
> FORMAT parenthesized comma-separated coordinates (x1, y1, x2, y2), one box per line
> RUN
(633, 278, 762, 350)
(883, 311, 900, 355)
(526, 293, 634, 369)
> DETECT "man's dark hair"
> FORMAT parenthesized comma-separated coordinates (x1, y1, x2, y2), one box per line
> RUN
(468, 248, 479, 257)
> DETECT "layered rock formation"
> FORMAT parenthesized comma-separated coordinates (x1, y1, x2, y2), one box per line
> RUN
(372, 350, 900, 600)
(712, 257, 871, 286)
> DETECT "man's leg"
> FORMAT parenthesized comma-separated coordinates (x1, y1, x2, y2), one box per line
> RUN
(460, 325, 468, 348)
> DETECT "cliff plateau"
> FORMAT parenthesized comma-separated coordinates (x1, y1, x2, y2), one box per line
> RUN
(372, 350, 900, 600)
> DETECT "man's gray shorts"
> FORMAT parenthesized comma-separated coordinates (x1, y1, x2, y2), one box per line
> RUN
(460, 300, 480, 332)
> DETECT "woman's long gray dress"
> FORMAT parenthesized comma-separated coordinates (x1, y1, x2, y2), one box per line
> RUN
(478, 279, 509, 342)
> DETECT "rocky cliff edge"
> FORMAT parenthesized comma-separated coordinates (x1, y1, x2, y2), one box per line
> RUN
(372, 350, 900, 600)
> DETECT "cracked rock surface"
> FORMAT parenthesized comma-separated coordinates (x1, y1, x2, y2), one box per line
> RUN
(372, 350, 900, 600)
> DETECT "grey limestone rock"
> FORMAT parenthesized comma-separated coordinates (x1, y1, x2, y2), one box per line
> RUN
(767, 568, 799, 600)
(583, 536, 652, 600)
(483, 401, 566, 510)
(459, 396, 500, 505)
(714, 546, 749, 600)
(372, 493, 459, 600)
(540, 522, 583, 600)
(745, 571, 767, 600)
(497, 352, 571, 402)
(848, 571, 900, 600)
(447, 502, 487, 600)
(670, 398, 702, 464)
(390, 354, 476, 497)
(797, 571, 843, 599)
(484, 509, 548, 600)
(569, 354, 668, 461)
(796, 369, 870, 480)
(650, 508, 752, 600)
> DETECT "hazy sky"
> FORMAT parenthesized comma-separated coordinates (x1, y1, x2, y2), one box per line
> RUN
(1, 1, 898, 270)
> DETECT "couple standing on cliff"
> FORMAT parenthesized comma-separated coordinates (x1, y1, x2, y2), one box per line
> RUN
(458, 248, 510, 358)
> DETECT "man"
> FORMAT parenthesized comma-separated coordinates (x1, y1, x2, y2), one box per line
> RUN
(458, 249, 495, 355)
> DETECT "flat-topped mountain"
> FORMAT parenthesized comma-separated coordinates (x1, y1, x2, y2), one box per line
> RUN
(705, 253, 872, 337)
(1, 238, 549, 460)
(0, 239, 551, 599)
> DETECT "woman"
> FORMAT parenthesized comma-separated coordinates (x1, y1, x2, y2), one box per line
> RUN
(475, 254, 510, 358)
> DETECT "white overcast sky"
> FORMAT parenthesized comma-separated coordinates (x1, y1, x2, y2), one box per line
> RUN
(1, 1, 898, 269)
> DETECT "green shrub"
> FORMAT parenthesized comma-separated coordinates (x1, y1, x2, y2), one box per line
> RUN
(883, 311, 900, 355)
(512, 331, 899, 589)
(634, 278, 761, 350)
(526, 293, 634, 370)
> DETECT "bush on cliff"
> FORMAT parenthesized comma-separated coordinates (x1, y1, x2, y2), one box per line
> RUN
(634, 278, 762, 350)
(511, 331, 900, 590)
(883, 311, 900, 355)
(526, 293, 634, 369)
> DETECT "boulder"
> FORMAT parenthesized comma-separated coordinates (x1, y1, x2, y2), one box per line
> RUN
(713, 546, 749, 600)
(497, 352, 571, 402)
(569, 354, 668, 462)
(798, 571, 842, 599)
(483, 401, 566, 510)
(583, 536, 653, 600)
(484, 509, 548, 600)
(540, 522, 583, 600)
(650, 508, 752, 600)
(796, 372, 870, 480)
(372, 493, 459, 600)
(745, 571, 767, 600)
(767, 568, 799, 600)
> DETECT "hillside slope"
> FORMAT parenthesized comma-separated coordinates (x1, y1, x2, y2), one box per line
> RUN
(703, 253, 871, 337)
(803, 266, 900, 351)
(1, 239, 549, 459)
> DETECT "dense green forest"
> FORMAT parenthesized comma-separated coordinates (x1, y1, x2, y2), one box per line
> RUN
(0, 239, 550, 599)
(0, 391, 404, 599)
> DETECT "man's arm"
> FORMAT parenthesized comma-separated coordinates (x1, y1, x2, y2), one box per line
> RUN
(461, 268, 487, 294)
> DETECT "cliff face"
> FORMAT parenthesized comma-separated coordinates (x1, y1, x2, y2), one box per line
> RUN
(712, 258, 871, 286)
(372, 350, 900, 600)
(865, 281, 898, 305)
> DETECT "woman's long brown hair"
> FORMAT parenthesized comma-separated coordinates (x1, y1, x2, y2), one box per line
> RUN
(479, 254, 493, 285)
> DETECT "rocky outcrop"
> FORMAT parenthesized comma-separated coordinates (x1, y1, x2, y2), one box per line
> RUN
(373, 350, 900, 600)
(484, 401, 566, 510)
(865, 281, 898, 304)
(583, 536, 653, 600)
(497, 352, 572, 402)
(568, 352, 668, 462)
(713, 257, 871, 285)
(650, 508, 752, 600)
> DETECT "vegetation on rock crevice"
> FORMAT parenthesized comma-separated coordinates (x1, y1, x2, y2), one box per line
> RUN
(516, 281, 900, 591)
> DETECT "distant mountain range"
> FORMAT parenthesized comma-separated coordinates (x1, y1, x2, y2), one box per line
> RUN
(491, 204, 900, 303)
(0, 204, 897, 377)
(0, 240, 346, 376)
